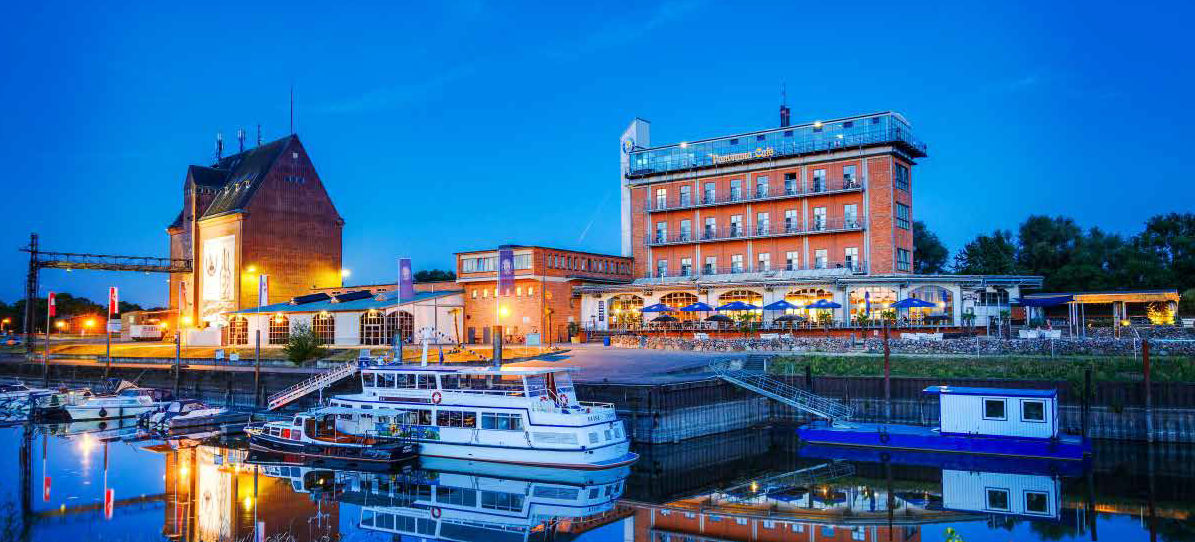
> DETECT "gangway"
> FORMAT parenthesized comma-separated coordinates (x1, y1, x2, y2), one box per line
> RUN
(717, 461, 856, 503)
(267, 362, 359, 410)
(710, 356, 853, 421)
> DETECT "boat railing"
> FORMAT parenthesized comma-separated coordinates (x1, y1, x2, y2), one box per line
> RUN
(577, 401, 615, 410)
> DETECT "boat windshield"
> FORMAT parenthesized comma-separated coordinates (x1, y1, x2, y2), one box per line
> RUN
(554, 372, 575, 396)
(440, 374, 525, 396)
(525, 375, 546, 398)
(118, 389, 150, 397)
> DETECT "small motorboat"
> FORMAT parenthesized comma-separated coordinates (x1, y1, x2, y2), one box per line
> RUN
(0, 382, 54, 411)
(65, 381, 166, 421)
(144, 399, 251, 432)
(246, 409, 418, 466)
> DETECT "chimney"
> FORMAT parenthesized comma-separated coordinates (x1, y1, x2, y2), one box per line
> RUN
(236, 128, 246, 152)
(215, 132, 224, 161)
(780, 105, 791, 128)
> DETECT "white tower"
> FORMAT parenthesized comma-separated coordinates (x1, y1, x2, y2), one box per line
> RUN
(619, 119, 650, 257)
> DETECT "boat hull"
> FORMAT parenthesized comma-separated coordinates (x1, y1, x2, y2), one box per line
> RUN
(66, 404, 158, 421)
(414, 440, 637, 471)
(798, 421, 1089, 460)
(248, 433, 418, 465)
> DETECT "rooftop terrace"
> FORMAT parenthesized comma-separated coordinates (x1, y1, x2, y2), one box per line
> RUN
(626, 111, 926, 179)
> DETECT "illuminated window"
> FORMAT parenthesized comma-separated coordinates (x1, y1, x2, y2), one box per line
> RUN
(660, 292, 699, 322)
(227, 316, 248, 345)
(516, 287, 523, 296)
(360, 311, 385, 345)
(268, 315, 289, 345)
(609, 294, 643, 326)
(313, 313, 335, 345)
(717, 290, 763, 322)
(384, 311, 413, 345)
(528, 286, 534, 296)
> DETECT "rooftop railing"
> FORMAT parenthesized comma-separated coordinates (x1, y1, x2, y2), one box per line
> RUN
(646, 217, 865, 246)
(646, 177, 864, 212)
(644, 260, 868, 281)
(627, 113, 926, 178)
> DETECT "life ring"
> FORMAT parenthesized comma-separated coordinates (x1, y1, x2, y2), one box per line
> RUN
(878, 432, 890, 444)
(431, 507, 442, 519)
(431, 392, 442, 405)
(98, 408, 108, 418)
(540, 395, 549, 402)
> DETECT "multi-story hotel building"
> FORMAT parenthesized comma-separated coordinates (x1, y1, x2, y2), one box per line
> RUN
(574, 111, 1042, 331)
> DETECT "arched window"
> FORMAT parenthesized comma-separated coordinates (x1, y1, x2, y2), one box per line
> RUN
(386, 311, 415, 344)
(360, 310, 385, 345)
(268, 314, 290, 345)
(718, 290, 764, 322)
(313, 313, 335, 345)
(908, 286, 953, 319)
(785, 288, 834, 316)
(608, 295, 644, 326)
(849, 287, 898, 319)
(660, 292, 699, 321)
(227, 316, 248, 346)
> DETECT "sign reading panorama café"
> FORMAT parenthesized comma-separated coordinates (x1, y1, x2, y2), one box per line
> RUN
(708, 146, 775, 165)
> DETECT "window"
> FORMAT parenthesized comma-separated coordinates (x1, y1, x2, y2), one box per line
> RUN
(437, 486, 477, 507)
(785, 209, 798, 232)
(844, 204, 858, 227)
(655, 188, 667, 210)
(730, 215, 743, 237)
(757, 252, 771, 272)
(679, 185, 691, 206)
(360, 311, 385, 345)
(385, 311, 413, 346)
(528, 286, 534, 296)
(656, 259, 667, 277)
(755, 175, 768, 197)
(436, 410, 477, 427)
(815, 249, 828, 269)
(703, 182, 716, 203)
(986, 488, 1010, 511)
(268, 315, 289, 345)
(1022, 400, 1046, 422)
(730, 179, 742, 200)
(895, 163, 910, 191)
(227, 316, 248, 345)
(704, 217, 717, 239)
(588, 432, 599, 444)
(812, 169, 826, 192)
(471, 289, 478, 298)
(984, 398, 1007, 420)
(756, 212, 769, 235)
(1025, 491, 1050, 514)
(679, 219, 691, 240)
(786, 251, 799, 271)
(812, 207, 826, 230)
(731, 254, 744, 273)
(513, 254, 532, 269)
(852, 526, 866, 541)
(481, 412, 523, 431)
(461, 257, 496, 273)
(978, 290, 1010, 306)
(845, 247, 858, 270)
(680, 258, 692, 276)
(313, 313, 334, 345)
(784, 172, 797, 194)
(480, 491, 525, 512)
(895, 202, 910, 230)
(844, 165, 857, 187)
(655, 222, 667, 243)
(897, 248, 911, 272)
(704, 256, 716, 275)
(755, 134, 765, 142)
(516, 286, 522, 296)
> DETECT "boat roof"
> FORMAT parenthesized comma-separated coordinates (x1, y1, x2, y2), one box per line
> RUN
(309, 406, 417, 417)
(923, 386, 1057, 398)
(361, 364, 575, 377)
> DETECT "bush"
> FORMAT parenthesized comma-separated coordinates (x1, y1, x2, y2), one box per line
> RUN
(1180, 289, 1195, 316)
(283, 323, 327, 364)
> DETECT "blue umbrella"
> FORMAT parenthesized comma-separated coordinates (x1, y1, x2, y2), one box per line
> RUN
(680, 302, 715, 312)
(865, 290, 871, 314)
(890, 297, 936, 309)
(716, 301, 758, 311)
(762, 300, 799, 311)
(805, 299, 842, 309)
(640, 303, 672, 312)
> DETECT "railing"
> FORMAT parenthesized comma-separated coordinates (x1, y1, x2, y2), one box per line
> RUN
(268, 361, 359, 410)
(645, 260, 867, 280)
(710, 356, 853, 420)
(591, 317, 961, 333)
(627, 114, 926, 178)
(646, 217, 865, 246)
(646, 177, 864, 212)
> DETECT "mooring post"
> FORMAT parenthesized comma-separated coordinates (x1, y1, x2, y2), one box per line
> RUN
(254, 330, 261, 408)
(883, 321, 891, 422)
(492, 325, 503, 368)
(173, 330, 180, 398)
(1082, 368, 1091, 443)
(1143, 339, 1153, 443)
(805, 365, 813, 393)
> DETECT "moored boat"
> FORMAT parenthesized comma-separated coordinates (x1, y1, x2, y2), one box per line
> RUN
(143, 399, 251, 432)
(65, 382, 165, 421)
(246, 409, 418, 466)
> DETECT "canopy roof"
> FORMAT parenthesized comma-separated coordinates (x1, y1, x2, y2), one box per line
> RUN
(923, 385, 1057, 398)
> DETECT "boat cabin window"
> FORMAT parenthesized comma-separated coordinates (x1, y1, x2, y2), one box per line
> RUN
(1021, 400, 1046, 422)
(293, 417, 303, 427)
(480, 412, 523, 431)
(440, 374, 525, 396)
(436, 410, 476, 428)
(982, 399, 1006, 420)
(397, 409, 432, 426)
(436, 486, 477, 506)
(305, 415, 339, 439)
(480, 490, 525, 512)
(525, 375, 546, 398)
(985, 488, 1010, 511)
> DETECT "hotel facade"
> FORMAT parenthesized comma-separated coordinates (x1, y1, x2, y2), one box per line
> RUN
(576, 111, 1041, 331)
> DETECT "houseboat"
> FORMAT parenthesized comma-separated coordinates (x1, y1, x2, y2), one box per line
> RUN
(798, 386, 1089, 460)
(245, 408, 418, 466)
(325, 365, 636, 470)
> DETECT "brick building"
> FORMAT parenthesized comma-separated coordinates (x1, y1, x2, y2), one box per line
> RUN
(167, 134, 344, 329)
(456, 245, 633, 344)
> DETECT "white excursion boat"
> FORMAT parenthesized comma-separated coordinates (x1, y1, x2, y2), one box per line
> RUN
(65, 382, 163, 421)
(325, 365, 636, 471)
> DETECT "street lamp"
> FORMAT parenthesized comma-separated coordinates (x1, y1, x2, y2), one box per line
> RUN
(0, 317, 9, 334)
(55, 320, 65, 333)
(84, 319, 95, 335)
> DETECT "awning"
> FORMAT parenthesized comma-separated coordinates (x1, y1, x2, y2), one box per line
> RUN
(1014, 295, 1074, 307)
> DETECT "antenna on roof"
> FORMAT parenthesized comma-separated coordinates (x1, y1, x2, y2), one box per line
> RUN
(256, 124, 262, 146)
(215, 132, 224, 161)
(779, 82, 791, 128)
(236, 128, 245, 153)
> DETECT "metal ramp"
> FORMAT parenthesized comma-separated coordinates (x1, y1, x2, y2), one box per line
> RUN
(718, 461, 856, 503)
(267, 362, 359, 410)
(710, 357, 853, 420)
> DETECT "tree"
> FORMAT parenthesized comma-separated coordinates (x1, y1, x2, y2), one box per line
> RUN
(1135, 212, 1195, 291)
(952, 230, 1018, 275)
(414, 269, 456, 283)
(283, 323, 327, 364)
(1016, 215, 1083, 289)
(1180, 289, 1195, 316)
(912, 220, 948, 274)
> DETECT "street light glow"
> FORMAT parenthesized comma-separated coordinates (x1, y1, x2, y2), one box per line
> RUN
(341, 268, 351, 278)
(499, 306, 510, 318)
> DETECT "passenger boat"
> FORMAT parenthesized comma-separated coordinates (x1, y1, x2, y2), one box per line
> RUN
(326, 365, 637, 470)
(143, 399, 251, 432)
(799, 386, 1090, 460)
(245, 409, 418, 466)
(64, 383, 165, 421)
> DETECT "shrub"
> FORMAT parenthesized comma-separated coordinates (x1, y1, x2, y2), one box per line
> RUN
(283, 323, 327, 364)
(1180, 289, 1195, 316)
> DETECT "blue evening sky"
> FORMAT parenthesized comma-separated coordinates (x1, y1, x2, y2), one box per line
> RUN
(2, 1, 1191, 306)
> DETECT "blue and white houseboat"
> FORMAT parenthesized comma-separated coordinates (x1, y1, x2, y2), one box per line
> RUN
(799, 386, 1089, 460)
(325, 365, 636, 471)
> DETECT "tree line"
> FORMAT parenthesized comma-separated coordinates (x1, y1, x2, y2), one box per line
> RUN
(914, 213, 1195, 312)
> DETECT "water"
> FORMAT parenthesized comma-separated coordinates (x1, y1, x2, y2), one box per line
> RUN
(0, 422, 1191, 542)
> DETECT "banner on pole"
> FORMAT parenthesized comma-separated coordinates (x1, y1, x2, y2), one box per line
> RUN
(43, 476, 50, 502)
(258, 275, 269, 307)
(108, 287, 119, 317)
(498, 248, 514, 296)
(397, 258, 414, 302)
(47, 292, 56, 318)
(104, 488, 114, 519)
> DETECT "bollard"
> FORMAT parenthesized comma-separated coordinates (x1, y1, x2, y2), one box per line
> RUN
(1144, 340, 1153, 443)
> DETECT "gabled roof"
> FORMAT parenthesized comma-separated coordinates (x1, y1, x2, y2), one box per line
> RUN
(188, 165, 227, 188)
(201, 135, 295, 218)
